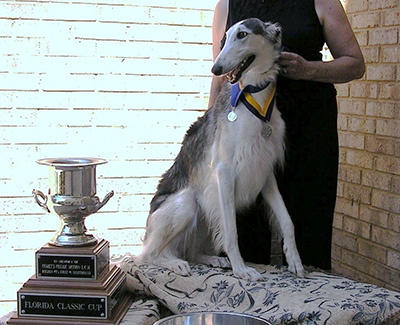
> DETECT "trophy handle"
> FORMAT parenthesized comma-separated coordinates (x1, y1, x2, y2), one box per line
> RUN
(80, 190, 114, 214)
(95, 190, 114, 212)
(32, 189, 50, 213)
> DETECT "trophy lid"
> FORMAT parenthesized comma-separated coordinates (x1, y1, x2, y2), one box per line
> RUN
(36, 157, 107, 168)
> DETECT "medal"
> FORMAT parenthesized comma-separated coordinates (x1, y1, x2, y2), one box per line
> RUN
(262, 123, 272, 137)
(227, 111, 237, 122)
(231, 82, 276, 124)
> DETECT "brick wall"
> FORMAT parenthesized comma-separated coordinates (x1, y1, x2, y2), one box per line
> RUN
(0, 0, 216, 314)
(1, 0, 399, 317)
(333, 0, 400, 291)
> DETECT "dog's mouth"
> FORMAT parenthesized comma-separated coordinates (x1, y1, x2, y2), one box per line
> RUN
(226, 55, 256, 84)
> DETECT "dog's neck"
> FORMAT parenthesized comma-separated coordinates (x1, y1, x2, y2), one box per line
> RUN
(239, 64, 279, 90)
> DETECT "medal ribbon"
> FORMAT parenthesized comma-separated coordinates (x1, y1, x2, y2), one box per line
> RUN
(231, 81, 276, 123)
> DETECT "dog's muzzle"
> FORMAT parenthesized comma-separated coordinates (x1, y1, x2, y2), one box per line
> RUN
(211, 64, 224, 76)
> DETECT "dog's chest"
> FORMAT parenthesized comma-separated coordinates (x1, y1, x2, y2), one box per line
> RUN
(218, 108, 280, 204)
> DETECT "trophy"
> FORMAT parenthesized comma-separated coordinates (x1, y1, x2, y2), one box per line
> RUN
(8, 158, 132, 324)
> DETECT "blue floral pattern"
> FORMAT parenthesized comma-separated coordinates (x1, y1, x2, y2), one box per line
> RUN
(120, 260, 400, 324)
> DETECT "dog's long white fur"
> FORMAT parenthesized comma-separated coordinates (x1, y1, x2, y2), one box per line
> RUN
(137, 19, 304, 281)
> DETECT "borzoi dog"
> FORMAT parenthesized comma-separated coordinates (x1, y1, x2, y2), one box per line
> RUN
(137, 18, 304, 281)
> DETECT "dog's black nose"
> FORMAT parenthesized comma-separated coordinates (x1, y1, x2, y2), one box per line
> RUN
(211, 64, 223, 76)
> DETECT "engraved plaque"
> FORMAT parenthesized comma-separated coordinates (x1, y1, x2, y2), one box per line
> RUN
(37, 255, 95, 279)
(36, 238, 109, 280)
(19, 293, 107, 319)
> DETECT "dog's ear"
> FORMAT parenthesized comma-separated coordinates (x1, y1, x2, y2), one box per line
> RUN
(264, 22, 282, 43)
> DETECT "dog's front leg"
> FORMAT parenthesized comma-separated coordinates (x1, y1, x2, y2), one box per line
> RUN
(262, 176, 305, 277)
(215, 163, 263, 281)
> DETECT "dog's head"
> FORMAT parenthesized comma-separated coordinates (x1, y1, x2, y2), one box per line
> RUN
(212, 18, 282, 86)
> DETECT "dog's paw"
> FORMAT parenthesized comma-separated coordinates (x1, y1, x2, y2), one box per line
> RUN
(169, 260, 192, 276)
(288, 261, 305, 278)
(199, 255, 232, 269)
(234, 266, 263, 282)
(284, 244, 305, 277)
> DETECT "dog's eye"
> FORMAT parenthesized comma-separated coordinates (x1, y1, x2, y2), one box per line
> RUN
(237, 31, 248, 39)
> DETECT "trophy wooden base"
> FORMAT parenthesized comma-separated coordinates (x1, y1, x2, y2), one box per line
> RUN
(8, 265, 133, 324)
(8, 238, 133, 325)
(7, 295, 133, 324)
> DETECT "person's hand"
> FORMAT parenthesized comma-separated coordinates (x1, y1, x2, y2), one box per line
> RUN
(279, 51, 311, 80)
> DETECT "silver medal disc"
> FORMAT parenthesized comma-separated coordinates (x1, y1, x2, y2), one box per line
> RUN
(262, 124, 272, 137)
(227, 111, 237, 122)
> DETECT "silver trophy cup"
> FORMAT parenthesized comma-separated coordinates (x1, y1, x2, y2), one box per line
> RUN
(33, 157, 114, 247)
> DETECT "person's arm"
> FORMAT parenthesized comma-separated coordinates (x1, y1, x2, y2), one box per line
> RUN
(208, 0, 228, 108)
(279, 0, 365, 84)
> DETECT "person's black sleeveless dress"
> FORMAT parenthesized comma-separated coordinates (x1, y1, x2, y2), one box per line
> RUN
(227, 0, 339, 270)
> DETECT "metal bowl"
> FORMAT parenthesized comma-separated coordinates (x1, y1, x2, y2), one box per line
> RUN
(154, 312, 271, 325)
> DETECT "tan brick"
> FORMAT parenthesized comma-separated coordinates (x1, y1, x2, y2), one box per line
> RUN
(379, 83, 400, 100)
(333, 213, 344, 229)
(372, 225, 400, 250)
(338, 164, 362, 183)
(359, 239, 387, 263)
(335, 196, 360, 218)
(395, 139, 400, 157)
(331, 242, 342, 261)
(337, 179, 345, 196)
(341, 249, 372, 271)
(366, 101, 396, 118)
(344, 183, 372, 205)
(361, 46, 380, 63)
(388, 214, 400, 232)
(376, 155, 400, 175)
(369, 0, 398, 10)
(378, 119, 398, 143)
(388, 250, 400, 270)
(337, 114, 348, 130)
(382, 10, 400, 27)
(394, 102, 400, 119)
(376, 119, 400, 137)
(338, 99, 366, 115)
(348, 116, 376, 133)
(339, 148, 347, 164)
(369, 261, 400, 288)
(360, 205, 389, 227)
(339, 132, 365, 149)
(353, 271, 388, 288)
(369, 28, 398, 45)
(392, 175, 400, 194)
(398, 65, 400, 81)
(362, 169, 393, 191)
(346, 149, 374, 169)
(335, 83, 350, 97)
(344, 0, 369, 13)
(366, 65, 397, 81)
(372, 189, 400, 213)
(365, 135, 395, 155)
(343, 215, 372, 238)
(352, 12, 381, 29)
(354, 30, 369, 46)
(332, 227, 359, 251)
(332, 260, 358, 279)
(349, 82, 379, 98)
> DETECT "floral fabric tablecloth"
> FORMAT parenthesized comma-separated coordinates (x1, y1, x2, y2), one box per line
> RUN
(120, 258, 400, 324)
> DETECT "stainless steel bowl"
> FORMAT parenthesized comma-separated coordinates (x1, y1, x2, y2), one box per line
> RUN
(154, 312, 271, 325)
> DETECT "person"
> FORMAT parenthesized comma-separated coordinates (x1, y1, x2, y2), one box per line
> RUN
(209, 0, 365, 270)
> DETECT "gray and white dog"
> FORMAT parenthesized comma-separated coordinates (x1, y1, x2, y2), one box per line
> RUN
(137, 18, 304, 281)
